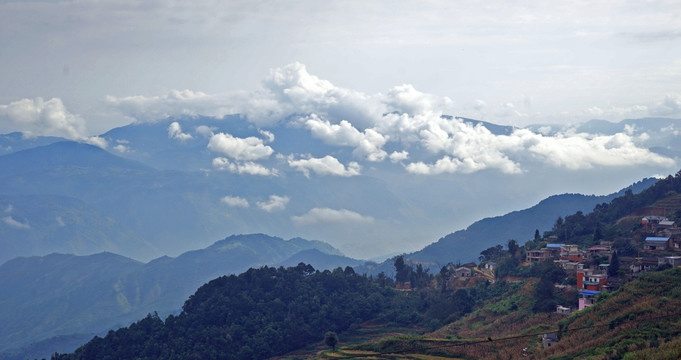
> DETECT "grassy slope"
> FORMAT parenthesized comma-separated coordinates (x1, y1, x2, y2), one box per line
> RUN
(307, 268, 681, 360)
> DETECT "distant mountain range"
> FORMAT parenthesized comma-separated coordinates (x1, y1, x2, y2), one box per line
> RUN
(0, 234, 358, 359)
(0, 139, 409, 262)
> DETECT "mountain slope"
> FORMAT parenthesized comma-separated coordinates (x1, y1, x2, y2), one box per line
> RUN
(0, 234, 353, 357)
(0, 132, 65, 156)
(0, 141, 150, 177)
(0, 194, 157, 264)
(0, 135, 413, 260)
(387, 178, 658, 267)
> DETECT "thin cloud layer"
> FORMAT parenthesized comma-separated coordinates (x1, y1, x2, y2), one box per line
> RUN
(292, 208, 374, 226)
(3, 216, 30, 230)
(221, 196, 249, 208)
(106, 90, 229, 122)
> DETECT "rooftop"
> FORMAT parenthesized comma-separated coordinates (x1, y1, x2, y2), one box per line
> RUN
(645, 237, 670, 242)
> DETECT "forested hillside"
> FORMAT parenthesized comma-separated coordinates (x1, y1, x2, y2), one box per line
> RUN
(54, 264, 403, 360)
(547, 170, 681, 248)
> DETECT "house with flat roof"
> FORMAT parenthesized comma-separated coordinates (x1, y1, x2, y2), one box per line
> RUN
(659, 256, 681, 267)
(578, 290, 600, 310)
(644, 237, 670, 251)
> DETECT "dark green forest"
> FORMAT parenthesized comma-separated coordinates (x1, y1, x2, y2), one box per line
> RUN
(54, 264, 390, 359)
(53, 262, 517, 360)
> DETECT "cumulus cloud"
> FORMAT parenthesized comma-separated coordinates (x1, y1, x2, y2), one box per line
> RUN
(385, 84, 454, 116)
(212, 157, 278, 176)
(389, 150, 409, 163)
(292, 208, 374, 226)
(207, 132, 274, 161)
(168, 121, 193, 141)
(3, 216, 30, 230)
(389, 114, 523, 174)
(397, 111, 676, 174)
(517, 129, 676, 170)
(256, 195, 289, 212)
(288, 155, 361, 177)
(221, 195, 249, 208)
(100, 64, 677, 175)
(252, 62, 382, 127)
(0, 97, 87, 139)
(106, 63, 383, 128)
(301, 114, 387, 161)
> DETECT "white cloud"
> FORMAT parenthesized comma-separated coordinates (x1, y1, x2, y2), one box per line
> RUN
(301, 114, 387, 161)
(56, 216, 65, 227)
(256, 195, 289, 212)
(406, 155, 521, 175)
(4, 204, 13, 213)
(85, 136, 108, 149)
(288, 155, 361, 177)
(168, 121, 193, 141)
(105, 62, 383, 128)
(389, 150, 409, 163)
(258, 129, 275, 143)
(253, 62, 383, 128)
(113, 144, 131, 153)
(212, 157, 278, 176)
(207, 132, 274, 161)
(519, 130, 676, 170)
(221, 195, 249, 208)
(106, 90, 229, 122)
(3, 216, 30, 230)
(0, 97, 87, 139)
(385, 84, 455, 116)
(292, 208, 374, 226)
(28, 63, 674, 177)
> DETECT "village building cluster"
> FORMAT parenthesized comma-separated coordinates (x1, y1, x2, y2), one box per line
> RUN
(542, 216, 681, 314)
(399, 215, 680, 324)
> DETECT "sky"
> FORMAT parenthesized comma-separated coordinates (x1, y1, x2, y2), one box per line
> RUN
(1, 0, 681, 258)
(1, 0, 681, 137)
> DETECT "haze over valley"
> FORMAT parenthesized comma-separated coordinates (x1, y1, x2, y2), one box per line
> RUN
(2, 1, 681, 359)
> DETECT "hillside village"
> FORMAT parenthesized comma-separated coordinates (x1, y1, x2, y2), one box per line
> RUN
(399, 213, 680, 313)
